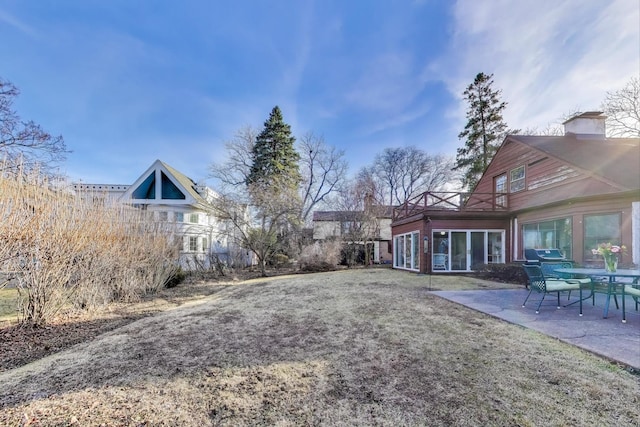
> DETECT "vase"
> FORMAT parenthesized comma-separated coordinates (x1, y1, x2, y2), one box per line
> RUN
(604, 254, 618, 272)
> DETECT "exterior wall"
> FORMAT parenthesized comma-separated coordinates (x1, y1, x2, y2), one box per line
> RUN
(476, 139, 623, 212)
(379, 218, 392, 240)
(515, 197, 636, 265)
(73, 183, 130, 202)
(313, 221, 340, 239)
(564, 116, 606, 135)
(392, 215, 511, 273)
(312, 214, 393, 264)
(633, 202, 640, 265)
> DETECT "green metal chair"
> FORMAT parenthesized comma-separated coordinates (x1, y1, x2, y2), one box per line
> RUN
(540, 261, 594, 303)
(621, 282, 640, 323)
(522, 264, 584, 315)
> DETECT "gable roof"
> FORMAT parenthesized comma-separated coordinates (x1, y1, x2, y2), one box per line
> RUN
(506, 134, 640, 190)
(120, 159, 209, 206)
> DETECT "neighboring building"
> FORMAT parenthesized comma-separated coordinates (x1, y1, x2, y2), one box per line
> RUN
(312, 205, 394, 264)
(74, 159, 250, 269)
(392, 112, 640, 273)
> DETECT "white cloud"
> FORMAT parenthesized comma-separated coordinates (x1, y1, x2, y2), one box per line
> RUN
(434, 0, 640, 132)
(0, 8, 38, 38)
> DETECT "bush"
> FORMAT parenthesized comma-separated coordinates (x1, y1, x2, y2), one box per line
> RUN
(164, 266, 186, 288)
(299, 240, 341, 272)
(300, 261, 336, 273)
(471, 262, 528, 286)
(0, 168, 181, 325)
(270, 253, 290, 268)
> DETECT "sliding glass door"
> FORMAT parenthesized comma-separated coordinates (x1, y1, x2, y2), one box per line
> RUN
(432, 230, 505, 272)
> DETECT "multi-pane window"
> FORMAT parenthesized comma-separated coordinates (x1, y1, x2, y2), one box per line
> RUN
(158, 211, 168, 221)
(174, 212, 184, 222)
(189, 236, 198, 252)
(202, 238, 208, 251)
(189, 213, 199, 224)
(494, 174, 507, 207)
(394, 231, 420, 271)
(584, 213, 621, 259)
(510, 165, 525, 192)
(523, 217, 572, 259)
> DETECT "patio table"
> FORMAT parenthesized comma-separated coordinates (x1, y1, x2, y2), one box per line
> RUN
(556, 268, 640, 321)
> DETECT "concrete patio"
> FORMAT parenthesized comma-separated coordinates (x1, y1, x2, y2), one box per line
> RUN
(431, 288, 640, 370)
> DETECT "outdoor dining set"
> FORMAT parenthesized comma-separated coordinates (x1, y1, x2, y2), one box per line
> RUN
(521, 249, 640, 323)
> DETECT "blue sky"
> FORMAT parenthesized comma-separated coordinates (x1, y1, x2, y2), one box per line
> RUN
(1, 0, 638, 185)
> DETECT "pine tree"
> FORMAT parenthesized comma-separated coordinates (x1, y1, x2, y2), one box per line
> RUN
(454, 73, 508, 190)
(247, 106, 301, 191)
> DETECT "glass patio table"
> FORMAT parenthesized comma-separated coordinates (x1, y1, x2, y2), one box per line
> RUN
(555, 268, 640, 321)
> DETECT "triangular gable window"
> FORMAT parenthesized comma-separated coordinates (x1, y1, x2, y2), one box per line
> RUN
(161, 171, 186, 199)
(132, 172, 155, 199)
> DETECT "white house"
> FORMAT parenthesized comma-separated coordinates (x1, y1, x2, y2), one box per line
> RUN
(74, 159, 250, 269)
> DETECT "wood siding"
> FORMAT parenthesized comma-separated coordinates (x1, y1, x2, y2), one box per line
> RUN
(477, 139, 625, 212)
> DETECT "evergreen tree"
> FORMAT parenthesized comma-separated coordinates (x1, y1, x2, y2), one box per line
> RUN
(247, 106, 301, 191)
(454, 72, 508, 190)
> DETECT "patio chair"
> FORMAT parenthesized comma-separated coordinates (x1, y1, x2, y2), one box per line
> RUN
(433, 253, 447, 270)
(522, 264, 584, 315)
(541, 261, 593, 301)
(621, 283, 640, 323)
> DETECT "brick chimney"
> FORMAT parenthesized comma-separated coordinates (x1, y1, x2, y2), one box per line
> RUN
(563, 111, 606, 137)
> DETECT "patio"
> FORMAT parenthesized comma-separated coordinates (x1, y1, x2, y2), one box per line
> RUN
(431, 288, 640, 370)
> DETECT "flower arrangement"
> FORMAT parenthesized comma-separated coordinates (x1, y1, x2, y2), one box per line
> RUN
(592, 243, 627, 272)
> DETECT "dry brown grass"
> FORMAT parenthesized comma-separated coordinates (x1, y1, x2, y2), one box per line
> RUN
(0, 269, 638, 426)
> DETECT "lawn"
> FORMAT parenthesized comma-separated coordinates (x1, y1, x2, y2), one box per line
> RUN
(0, 269, 638, 426)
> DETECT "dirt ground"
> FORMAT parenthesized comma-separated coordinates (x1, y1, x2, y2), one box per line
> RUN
(1, 269, 639, 426)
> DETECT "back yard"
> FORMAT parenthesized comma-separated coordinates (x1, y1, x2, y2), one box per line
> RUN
(1, 269, 639, 426)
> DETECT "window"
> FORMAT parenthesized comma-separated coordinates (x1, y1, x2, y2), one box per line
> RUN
(189, 236, 198, 252)
(161, 172, 185, 199)
(523, 217, 572, 259)
(202, 238, 208, 251)
(132, 172, 155, 199)
(158, 211, 168, 221)
(510, 165, 525, 192)
(189, 213, 199, 224)
(174, 212, 184, 222)
(494, 174, 507, 207)
(393, 231, 420, 271)
(584, 213, 621, 260)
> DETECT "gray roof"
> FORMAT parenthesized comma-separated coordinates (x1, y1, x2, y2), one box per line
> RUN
(313, 206, 394, 221)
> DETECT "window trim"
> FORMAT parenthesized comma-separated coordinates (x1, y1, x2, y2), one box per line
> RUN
(189, 236, 198, 252)
(510, 165, 525, 193)
(393, 230, 420, 272)
(494, 173, 507, 207)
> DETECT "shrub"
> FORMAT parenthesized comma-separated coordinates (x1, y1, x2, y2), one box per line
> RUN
(0, 167, 181, 325)
(164, 266, 186, 288)
(471, 262, 528, 286)
(299, 240, 341, 272)
(271, 253, 289, 268)
(300, 261, 336, 273)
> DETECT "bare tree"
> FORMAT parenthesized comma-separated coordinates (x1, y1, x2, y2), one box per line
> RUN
(333, 179, 386, 267)
(520, 109, 583, 136)
(371, 146, 457, 206)
(209, 126, 257, 190)
(0, 78, 68, 175)
(602, 76, 640, 137)
(213, 181, 300, 276)
(298, 132, 348, 225)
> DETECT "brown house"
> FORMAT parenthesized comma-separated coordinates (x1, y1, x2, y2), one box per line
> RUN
(391, 112, 640, 273)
